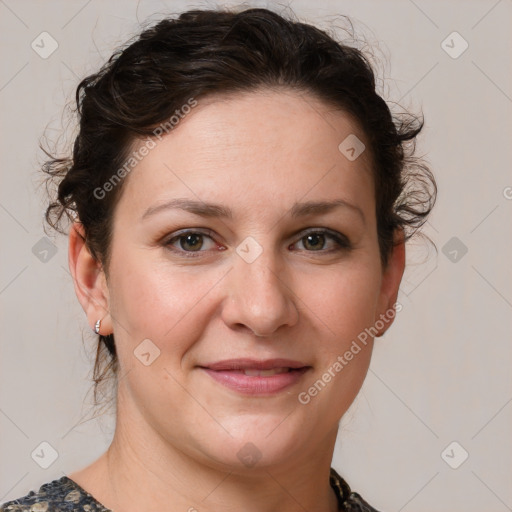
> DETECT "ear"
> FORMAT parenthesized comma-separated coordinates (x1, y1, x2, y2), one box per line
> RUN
(68, 221, 112, 335)
(374, 228, 406, 337)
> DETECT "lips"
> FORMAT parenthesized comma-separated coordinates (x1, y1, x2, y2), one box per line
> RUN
(242, 367, 290, 376)
(198, 358, 311, 395)
(201, 358, 308, 371)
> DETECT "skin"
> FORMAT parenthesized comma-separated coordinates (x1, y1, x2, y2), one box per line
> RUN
(68, 88, 405, 512)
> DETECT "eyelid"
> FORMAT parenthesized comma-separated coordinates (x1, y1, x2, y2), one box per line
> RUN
(294, 226, 349, 242)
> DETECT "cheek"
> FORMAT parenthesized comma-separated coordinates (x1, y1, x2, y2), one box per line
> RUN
(302, 262, 381, 349)
(294, 260, 381, 409)
(107, 250, 224, 360)
(106, 255, 221, 422)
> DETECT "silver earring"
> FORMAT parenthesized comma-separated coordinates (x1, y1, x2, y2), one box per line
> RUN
(94, 319, 101, 334)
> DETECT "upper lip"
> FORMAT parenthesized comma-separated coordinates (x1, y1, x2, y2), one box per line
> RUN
(200, 358, 309, 371)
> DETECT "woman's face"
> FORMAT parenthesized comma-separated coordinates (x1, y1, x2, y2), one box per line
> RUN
(72, 89, 404, 472)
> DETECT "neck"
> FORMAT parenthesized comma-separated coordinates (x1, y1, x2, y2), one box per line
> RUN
(99, 413, 340, 512)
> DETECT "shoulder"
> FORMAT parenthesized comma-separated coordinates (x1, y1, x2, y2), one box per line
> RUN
(330, 467, 383, 512)
(342, 491, 382, 512)
(0, 476, 111, 512)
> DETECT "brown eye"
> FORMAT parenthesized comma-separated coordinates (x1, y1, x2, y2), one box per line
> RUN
(178, 233, 204, 251)
(302, 233, 326, 251)
(165, 230, 217, 257)
(292, 229, 351, 253)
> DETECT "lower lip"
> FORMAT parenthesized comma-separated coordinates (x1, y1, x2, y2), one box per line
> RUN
(201, 368, 310, 395)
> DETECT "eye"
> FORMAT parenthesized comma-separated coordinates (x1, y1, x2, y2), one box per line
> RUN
(291, 229, 351, 253)
(164, 230, 218, 256)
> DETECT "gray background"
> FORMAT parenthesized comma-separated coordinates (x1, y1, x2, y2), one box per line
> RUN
(1, 0, 511, 510)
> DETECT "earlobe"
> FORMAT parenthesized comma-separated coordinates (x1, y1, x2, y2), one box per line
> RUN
(68, 221, 112, 335)
(375, 229, 406, 337)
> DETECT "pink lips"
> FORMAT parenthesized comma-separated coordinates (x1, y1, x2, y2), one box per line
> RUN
(199, 358, 311, 395)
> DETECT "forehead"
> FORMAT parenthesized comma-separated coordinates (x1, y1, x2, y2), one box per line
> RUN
(116, 89, 375, 224)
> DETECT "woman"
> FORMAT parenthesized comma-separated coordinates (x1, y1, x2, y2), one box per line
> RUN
(1, 6, 435, 512)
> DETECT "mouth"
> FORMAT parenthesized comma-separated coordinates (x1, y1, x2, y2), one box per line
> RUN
(198, 358, 311, 395)
(234, 367, 293, 377)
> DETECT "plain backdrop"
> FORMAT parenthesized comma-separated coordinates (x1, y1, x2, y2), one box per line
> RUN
(1, 1, 511, 511)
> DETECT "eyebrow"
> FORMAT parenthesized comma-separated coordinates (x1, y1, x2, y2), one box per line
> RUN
(141, 198, 365, 224)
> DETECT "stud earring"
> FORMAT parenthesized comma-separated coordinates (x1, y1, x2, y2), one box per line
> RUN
(94, 319, 101, 334)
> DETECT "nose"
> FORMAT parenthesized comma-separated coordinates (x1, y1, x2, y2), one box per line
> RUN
(221, 244, 299, 338)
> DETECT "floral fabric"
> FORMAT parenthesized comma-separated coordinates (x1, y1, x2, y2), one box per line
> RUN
(1, 467, 380, 511)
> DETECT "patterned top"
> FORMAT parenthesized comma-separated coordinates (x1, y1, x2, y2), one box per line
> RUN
(0, 467, 380, 511)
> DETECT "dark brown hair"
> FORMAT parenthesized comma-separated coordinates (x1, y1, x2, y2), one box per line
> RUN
(41, 6, 436, 411)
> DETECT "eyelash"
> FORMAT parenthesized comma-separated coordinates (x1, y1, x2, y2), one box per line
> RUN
(163, 228, 352, 258)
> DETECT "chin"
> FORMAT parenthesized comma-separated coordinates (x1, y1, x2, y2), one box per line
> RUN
(195, 417, 313, 472)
